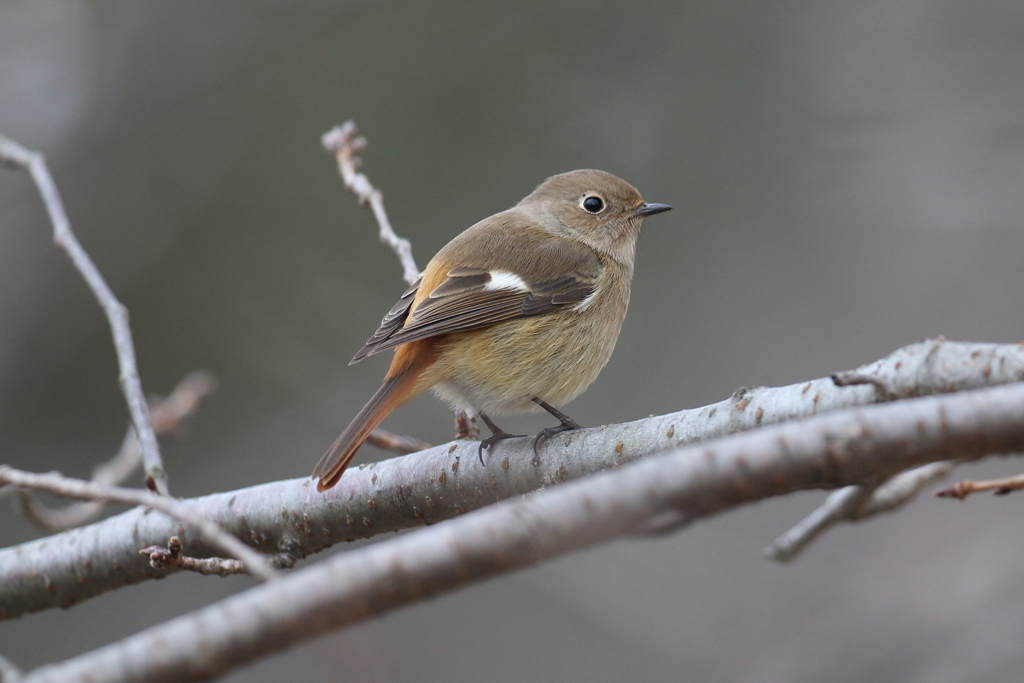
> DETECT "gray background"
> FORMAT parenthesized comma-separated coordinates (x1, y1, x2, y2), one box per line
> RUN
(1, 2, 1023, 681)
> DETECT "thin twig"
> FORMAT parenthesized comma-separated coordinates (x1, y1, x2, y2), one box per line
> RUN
(766, 461, 955, 562)
(0, 133, 170, 496)
(13, 432, 136, 528)
(139, 537, 297, 578)
(321, 121, 420, 286)
(18, 381, 1024, 683)
(0, 467, 277, 582)
(936, 472, 1024, 499)
(364, 427, 431, 455)
(764, 484, 878, 563)
(323, 121, 449, 449)
(146, 371, 217, 436)
(14, 372, 216, 531)
(857, 461, 956, 514)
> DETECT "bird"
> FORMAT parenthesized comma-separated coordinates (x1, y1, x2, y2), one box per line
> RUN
(313, 169, 671, 491)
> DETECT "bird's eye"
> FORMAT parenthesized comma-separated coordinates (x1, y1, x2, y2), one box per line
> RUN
(582, 195, 605, 214)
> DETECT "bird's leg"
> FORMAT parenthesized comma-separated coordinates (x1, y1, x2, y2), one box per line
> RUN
(477, 412, 524, 464)
(454, 409, 479, 440)
(532, 398, 583, 455)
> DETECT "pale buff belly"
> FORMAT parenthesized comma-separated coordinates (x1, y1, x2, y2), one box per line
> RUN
(427, 284, 629, 415)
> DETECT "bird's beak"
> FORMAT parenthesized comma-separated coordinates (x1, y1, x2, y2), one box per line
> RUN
(633, 202, 672, 217)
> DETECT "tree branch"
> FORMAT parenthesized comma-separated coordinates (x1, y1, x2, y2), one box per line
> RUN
(0, 133, 170, 495)
(0, 468, 277, 583)
(935, 473, 1024, 499)
(764, 483, 879, 562)
(139, 537, 294, 578)
(763, 336, 1024, 561)
(10, 372, 215, 531)
(831, 336, 1024, 398)
(19, 380, 1024, 683)
(363, 427, 431, 455)
(764, 461, 954, 562)
(321, 121, 420, 286)
(3, 339, 1021, 619)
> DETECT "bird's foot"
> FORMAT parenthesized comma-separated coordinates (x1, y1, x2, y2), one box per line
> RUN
(455, 409, 479, 440)
(531, 398, 583, 455)
(477, 412, 524, 464)
(477, 430, 525, 463)
(532, 422, 581, 455)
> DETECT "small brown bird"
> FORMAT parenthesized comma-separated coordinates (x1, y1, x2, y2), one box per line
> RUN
(313, 169, 670, 491)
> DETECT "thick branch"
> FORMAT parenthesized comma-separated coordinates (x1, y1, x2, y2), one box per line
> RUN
(832, 336, 1024, 399)
(765, 336, 1024, 560)
(0, 468, 277, 583)
(0, 134, 169, 495)
(2, 339, 1021, 619)
(322, 121, 420, 286)
(20, 381, 1024, 683)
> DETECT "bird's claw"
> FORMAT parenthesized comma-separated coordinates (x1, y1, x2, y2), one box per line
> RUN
(477, 430, 525, 464)
(532, 423, 579, 456)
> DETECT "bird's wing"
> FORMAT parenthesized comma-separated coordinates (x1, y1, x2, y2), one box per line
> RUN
(349, 278, 421, 364)
(350, 236, 602, 364)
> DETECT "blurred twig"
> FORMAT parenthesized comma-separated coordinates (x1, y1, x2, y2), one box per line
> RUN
(364, 427, 431, 455)
(0, 467, 277, 582)
(14, 373, 216, 531)
(322, 121, 420, 286)
(936, 472, 1024, 499)
(0, 133, 170, 496)
(765, 461, 955, 562)
(0, 652, 20, 682)
(765, 484, 879, 563)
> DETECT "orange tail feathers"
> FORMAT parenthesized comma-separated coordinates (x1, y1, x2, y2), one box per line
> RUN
(313, 340, 438, 491)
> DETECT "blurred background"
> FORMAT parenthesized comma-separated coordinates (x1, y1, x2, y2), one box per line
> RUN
(1, 1, 1023, 681)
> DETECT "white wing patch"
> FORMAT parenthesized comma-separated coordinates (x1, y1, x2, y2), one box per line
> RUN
(484, 271, 530, 292)
(571, 289, 599, 312)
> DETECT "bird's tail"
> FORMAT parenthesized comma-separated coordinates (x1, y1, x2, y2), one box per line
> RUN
(313, 340, 436, 491)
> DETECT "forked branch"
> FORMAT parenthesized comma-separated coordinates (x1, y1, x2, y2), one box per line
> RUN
(13, 372, 215, 531)
(0, 133, 170, 495)
(0, 467, 277, 582)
